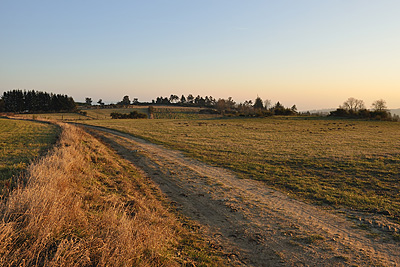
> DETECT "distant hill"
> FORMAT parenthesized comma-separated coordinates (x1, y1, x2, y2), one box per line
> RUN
(390, 109, 400, 116)
(301, 108, 335, 115)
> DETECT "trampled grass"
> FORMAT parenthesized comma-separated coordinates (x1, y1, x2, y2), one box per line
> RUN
(0, 118, 59, 190)
(83, 117, 400, 221)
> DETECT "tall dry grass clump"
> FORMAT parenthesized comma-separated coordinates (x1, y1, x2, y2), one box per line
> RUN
(0, 123, 210, 266)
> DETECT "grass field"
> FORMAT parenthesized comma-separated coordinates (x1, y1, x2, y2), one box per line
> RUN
(83, 117, 400, 222)
(0, 118, 59, 190)
(151, 106, 220, 119)
(0, 122, 227, 266)
(84, 107, 149, 119)
(83, 106, 219, 120)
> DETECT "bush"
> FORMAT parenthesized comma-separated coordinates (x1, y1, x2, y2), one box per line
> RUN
(110, 111, 147, 119)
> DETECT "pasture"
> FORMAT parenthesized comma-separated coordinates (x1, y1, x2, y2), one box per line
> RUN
(83, 117, 400, 221)
(0, 118, 59, 190)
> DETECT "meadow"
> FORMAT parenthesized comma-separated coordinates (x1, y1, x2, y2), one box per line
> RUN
(84, 107, 149, 119)
(83, 106, 219, 120)
(0, 122, 227, 266)
(83, 117, 400, 222)
(0, 118, 59, 190)
(150, 106, 220, 119)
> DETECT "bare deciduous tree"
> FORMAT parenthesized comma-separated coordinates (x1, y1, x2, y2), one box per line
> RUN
(340, 97, 365, 112)
(264, 99, 272, 110)
(371, 99, 387, 111)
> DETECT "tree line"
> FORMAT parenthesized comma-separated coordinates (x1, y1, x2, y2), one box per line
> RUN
(0, 90, 76, 113)
(329, 97, 398, 121)
(97, 94, 297, 117)
(83, 94, 298, 117)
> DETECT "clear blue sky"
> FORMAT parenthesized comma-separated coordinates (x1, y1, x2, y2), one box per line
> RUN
(1, 0, 399, 110)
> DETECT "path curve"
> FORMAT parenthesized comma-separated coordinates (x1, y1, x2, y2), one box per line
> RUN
(81, 124, 400, 267)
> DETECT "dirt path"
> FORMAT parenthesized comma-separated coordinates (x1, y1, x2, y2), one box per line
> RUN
(82, 125, 400, 267)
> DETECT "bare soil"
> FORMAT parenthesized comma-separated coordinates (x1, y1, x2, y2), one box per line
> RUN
(82, 125, 400, 267)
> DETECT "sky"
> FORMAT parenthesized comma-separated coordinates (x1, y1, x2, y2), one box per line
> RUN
(1, 0, 399, 110)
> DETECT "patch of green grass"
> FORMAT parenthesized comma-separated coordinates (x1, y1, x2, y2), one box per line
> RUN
(0, 118, 59, 190)
(82, 117, 400, 222)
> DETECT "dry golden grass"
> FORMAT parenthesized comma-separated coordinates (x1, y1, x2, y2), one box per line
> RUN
(0, 123, 226, 266)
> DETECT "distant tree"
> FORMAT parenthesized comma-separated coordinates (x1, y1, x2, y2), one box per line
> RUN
(216, 99, 227, 113)
(238, 100, 253, 115)
(291, 105, 297, 113)
(243, 100, 253, 107)
(204, 96, 211, 106)
(205, 96, 216, 107)
(272, 102, 285, 115)
(264, 99, 272, 110)
(0, 99, 4, 112)
(226, 97, 236, 110)
(371, 99, 387, 111)
(162, 97, 170, 105)
(253, 96, 264, 109)
(194, 95, 206, 106)
(85, 97, 92, 106)
(169, 94, 179, 103)
(97, 99, 104, 106)
(120, 95, 131, 105)
(274, 101, 283, 109)
(216, 97, 236, 114)
(187, 94, 194, 104)
(132, 98, 139, 104)
(180, 95, 187, 104)
(341, 97, 365, 113)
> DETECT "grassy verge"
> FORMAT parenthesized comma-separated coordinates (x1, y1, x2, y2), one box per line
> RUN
(0, 118, 59, 191)
(82, 117, 400, 222)
(0, 123, 227, 266)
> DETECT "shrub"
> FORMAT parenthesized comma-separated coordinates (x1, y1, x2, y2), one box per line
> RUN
(110, 111, 147, 119)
